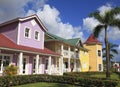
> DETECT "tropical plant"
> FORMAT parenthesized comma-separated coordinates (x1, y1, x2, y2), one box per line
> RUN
(90, 7, 120, 78)
(3, 64, 18, 76)
(102, 42, 118, 61)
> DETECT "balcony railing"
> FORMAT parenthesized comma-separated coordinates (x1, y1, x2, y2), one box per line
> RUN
(63, 50, 69, 58)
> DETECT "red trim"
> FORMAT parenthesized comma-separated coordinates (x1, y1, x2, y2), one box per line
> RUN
(84, 34, 102, 44)
(0, 34, 60, 56)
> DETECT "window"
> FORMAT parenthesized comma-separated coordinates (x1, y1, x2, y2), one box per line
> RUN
(45, 59, 48, 70)
(25, 27, 30, 38)
(98, 50, 101, 57)
(3, 56, 10, 67)
(98, 64, 102, 71)
(0, 55, 11, 73)
(35, 31, 40, 40)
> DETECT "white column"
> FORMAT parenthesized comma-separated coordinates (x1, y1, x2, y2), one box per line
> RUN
(19, 52, 23, 75)
(39, 58, 42, 74)
(74, 59, 77, 72)
(59, 56, 63, 75)
(48, 56, 52, 75)
(36, 55, 39, 74)
(68, 46, 71, 72)
(61, 44, 64, 73)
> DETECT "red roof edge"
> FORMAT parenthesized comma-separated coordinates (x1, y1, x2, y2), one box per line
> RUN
(0, 34, 60, 56)
(84, 34, 102, 44)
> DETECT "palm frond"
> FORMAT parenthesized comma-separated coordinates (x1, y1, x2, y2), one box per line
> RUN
(111, 7, 120, 15)
(110, 19, 120, 29)
(93, 25, 104, 38)
(89, 11, 103, 23)
(111, 44, 119, 49)
(102, 48, 106, 52)
(111, 49, 118, 55)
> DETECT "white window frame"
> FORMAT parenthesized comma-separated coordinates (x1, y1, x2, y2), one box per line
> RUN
(0, 54, 13, 73)
(34, 30, 40, 41)
(24, 27, 31, 38)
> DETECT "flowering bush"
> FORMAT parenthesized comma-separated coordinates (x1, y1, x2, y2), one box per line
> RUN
(3, 64, 18, 76)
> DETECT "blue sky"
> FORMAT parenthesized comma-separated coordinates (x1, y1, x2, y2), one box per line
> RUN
(0, 0, 120, 61)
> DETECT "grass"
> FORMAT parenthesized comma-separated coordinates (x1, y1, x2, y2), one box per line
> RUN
(90, 73, 120, 80)
(13, 82, 80, 87)
(90, 73, 120, 87)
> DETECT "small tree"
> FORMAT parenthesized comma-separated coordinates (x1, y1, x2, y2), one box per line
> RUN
(3, 64, 18, 76)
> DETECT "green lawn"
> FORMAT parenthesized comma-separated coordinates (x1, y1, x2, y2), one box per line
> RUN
(13, 82, 80, 87)
(90, 73, 120, 80)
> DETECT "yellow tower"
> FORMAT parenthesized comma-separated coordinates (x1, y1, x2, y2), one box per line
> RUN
(84, 34, 103, 72)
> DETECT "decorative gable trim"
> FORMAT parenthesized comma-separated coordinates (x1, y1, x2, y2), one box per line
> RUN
(19, 14, 47, 32)
(17, 22, 21, 45)
(0, 14, 47, 32)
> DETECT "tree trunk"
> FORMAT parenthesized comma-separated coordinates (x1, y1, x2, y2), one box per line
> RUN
(105, 27, 110, 79)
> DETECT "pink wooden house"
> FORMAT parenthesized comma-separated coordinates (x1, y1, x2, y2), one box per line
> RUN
(0, 15, 62, 75)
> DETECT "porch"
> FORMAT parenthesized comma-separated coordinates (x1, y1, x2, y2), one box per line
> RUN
(0, 49, 62, 75)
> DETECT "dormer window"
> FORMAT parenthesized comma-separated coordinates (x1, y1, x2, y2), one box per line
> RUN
(35, 31, 40, 41)
(25, 27, 30, 38)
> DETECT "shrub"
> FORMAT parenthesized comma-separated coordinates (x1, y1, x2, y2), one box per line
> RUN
(3, 64, 18, 76)
(0, 74, 118, 87)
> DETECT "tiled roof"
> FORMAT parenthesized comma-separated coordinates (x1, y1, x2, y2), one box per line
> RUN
(84, 34, 102, 44)
(0, 34, 60, 56)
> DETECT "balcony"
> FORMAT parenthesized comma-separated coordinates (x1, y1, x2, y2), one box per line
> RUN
(62, 50, 79, 58)
(63, 50, 69, 58)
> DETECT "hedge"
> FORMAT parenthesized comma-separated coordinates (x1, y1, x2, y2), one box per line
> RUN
(0, 74, 118, 87)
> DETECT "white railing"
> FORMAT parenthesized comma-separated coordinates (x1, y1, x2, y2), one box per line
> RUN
(63, 68, 69, 72)
(70, 51, 75, 58)
(63, 50, 69, 58)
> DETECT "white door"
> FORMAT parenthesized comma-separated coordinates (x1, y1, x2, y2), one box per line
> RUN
(23, 57, 29, 74)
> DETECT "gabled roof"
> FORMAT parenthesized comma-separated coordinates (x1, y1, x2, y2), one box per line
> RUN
(0, 34, 60, 56)
(0, 14, 47, 32)
(67, 38, 81, 46)
(84, 34, 102, 45)
(45, 32, 88, 51)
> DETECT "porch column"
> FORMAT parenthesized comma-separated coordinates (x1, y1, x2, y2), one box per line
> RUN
(36, 55, 39, 74)
(19, 52, 23, 75)
(74, 59, 77, 72)
(59, 56, 63, 75)
(68, 46, 71, 72)
(48, 56, 52, 75)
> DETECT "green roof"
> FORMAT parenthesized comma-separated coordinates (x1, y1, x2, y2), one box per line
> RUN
(67, 38, 80, 46)
(45, 32, 88, 51)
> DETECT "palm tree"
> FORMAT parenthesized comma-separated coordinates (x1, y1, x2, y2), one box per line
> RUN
(90, 7, 120, 78)
(102, 42, 118, 66)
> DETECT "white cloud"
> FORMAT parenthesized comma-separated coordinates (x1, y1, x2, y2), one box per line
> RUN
(27, 4, 84, 40)
(83, 17, 100, 32)
(0, 0, 47, 23)
(97, 3, 112, 16)
(108, 27, 120, 40)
